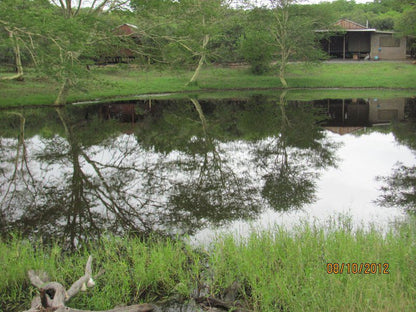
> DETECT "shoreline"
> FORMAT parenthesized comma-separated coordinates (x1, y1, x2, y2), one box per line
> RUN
(1, 62, 416, 108)
(1, 86, 415, 111)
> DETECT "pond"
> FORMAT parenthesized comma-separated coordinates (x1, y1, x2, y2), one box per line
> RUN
(1, 94, 415, 248)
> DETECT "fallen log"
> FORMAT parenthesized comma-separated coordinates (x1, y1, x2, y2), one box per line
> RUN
(23, 256, 155, 312)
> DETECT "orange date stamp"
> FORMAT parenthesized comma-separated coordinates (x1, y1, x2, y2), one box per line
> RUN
(327, 263, 389, 274)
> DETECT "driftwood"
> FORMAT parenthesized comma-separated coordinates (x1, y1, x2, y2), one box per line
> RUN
(23, 256, 154, 312)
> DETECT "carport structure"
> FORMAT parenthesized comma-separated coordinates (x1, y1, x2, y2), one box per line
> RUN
(317, 19, 407, 60)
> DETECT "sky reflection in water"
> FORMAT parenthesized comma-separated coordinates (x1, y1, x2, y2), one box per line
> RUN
(1, 96, 415, 247)
(195, 130, 414, 244)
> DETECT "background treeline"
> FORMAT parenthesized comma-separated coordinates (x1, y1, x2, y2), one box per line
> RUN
(1, 0, 415, 67)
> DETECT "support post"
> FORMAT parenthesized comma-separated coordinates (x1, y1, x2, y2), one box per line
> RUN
(343, 35, 346, 60)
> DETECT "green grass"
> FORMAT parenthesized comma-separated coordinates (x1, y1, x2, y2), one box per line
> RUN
(1, 62, 416, 107)
(209, 217, 416, 311)
(0, 235, 204, 311)
(1, 216, 415, 312)
(286, 62, 416, 88)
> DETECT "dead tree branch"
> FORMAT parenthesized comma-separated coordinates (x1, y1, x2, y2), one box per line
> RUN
(23, 256, 154, 312)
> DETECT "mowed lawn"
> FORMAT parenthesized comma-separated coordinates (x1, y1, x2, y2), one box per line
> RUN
(1, 61, 415, 107)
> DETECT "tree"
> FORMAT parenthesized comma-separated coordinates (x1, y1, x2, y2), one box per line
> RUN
(270, 0, 326, 87)
(0, 0, 131, 104)
(210, 8, 246, 64)
(0, 0, 52, 81)
(133, 0, 230, 85)
(395, 1, 416, 37)
(239, 8, 275, 74)
(46, 1, 131, 105)
(176, 0, 230, 86)
(129, 0, 174, 12)
(242, 0, 325, 87)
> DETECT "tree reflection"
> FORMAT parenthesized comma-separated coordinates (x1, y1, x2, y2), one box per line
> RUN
(377, 164, 416, 214)
(167, 98, 260, 232)
(0, 112, 39, 237)
(254, 92, 337, 211)
(2, 113, 35, 203)
(0, 95, 339, 246)
(377, 99, 416, 214)
(1, 108, 156, 248)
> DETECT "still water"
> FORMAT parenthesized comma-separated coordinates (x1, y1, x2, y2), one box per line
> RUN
(1, 95, 415, 248)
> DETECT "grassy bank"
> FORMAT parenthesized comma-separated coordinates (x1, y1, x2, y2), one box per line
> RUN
(1, 62, 416, 107)
(1, 217, 415, 312)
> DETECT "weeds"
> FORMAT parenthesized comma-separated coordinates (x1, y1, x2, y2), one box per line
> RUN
(1, 217, 415, 311)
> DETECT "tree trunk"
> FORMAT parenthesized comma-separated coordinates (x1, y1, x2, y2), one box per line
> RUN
(186, 33, 210, 86)
(279, 52, 288, 88)
(1, 29, 24, 81)
(279, 70, 288, 88)
(54, 79, 70, 105)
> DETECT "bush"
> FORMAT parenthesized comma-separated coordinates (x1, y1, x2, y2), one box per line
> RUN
(239, 30, 274, 75)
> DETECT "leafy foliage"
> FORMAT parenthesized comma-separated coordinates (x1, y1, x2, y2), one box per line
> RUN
(377, 164, 416, 213)
(239, 9, 274, 74)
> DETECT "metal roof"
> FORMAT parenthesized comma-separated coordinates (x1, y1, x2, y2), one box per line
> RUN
(316, 18, 377, 33)
(334, 19, 367, 30)
(315, 29, 376, 32)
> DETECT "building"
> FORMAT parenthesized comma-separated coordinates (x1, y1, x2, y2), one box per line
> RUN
(96, 23, 141, 64)
(317, 19, 407, 60)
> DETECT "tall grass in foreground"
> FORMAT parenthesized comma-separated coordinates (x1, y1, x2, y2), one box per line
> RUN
(1, 217, 415, 312)
(209, 218, 416, 311)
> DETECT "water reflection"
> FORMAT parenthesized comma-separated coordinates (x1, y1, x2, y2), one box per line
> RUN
(167, 98, 261, 230)
(255, 94, 336, 211)
(0, 95, 414, 247)
(316, 97, 406, 135)
(376, 97, 416, 214)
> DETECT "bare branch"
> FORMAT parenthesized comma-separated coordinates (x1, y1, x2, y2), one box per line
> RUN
(66, 255, 94, 300)
(89, 0, 99, 13)
(75, 0, 83, 17)
(23, 256, 128, 312)
(28, 270, 47, 288)
(92, 0, 111, 13)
